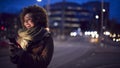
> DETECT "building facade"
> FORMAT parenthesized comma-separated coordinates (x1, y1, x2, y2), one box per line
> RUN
(45, 1, 109, 36)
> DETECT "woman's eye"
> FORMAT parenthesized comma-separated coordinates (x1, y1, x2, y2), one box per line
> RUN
(29, 19, 33, 22)
(24, 19, 28, 22)
(24, 18, 32, 23)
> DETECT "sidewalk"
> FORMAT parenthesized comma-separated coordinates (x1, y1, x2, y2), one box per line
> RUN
(0, 47, 9, 57)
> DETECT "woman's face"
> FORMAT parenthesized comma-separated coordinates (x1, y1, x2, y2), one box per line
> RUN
(24, 13, 34, 29)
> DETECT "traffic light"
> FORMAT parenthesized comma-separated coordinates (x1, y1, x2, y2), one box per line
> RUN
(0, 26, 5, 30)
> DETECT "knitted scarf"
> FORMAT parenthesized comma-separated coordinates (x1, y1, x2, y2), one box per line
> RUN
(17, 27, 48, 50)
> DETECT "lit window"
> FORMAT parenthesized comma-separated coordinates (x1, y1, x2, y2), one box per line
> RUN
(52, 17, 61, 20)
(65, 18, 79, 21)
(64, 23, 80, 27)
(51, 11, 62, 14)
(80, 12, 89, 16)
(66, 12, 76, 15)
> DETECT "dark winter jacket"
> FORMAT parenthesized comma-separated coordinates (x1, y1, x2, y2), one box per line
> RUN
(9, 29, 54, 68)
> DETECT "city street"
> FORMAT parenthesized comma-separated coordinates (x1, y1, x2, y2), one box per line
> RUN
(0, 0, 120, 68)
(0, 36, 120, 68)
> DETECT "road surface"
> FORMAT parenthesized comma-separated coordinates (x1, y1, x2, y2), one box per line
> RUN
(0, 36, 120, 68)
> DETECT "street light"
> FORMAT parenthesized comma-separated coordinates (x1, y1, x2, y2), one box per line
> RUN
(37, 0, 42, 2)
(102, 8, 106, 12)
(54, 22, 59, 26)
(95, 15, 99, 19)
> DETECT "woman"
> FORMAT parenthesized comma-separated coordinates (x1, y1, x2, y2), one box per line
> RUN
(9, 5, 54, 68)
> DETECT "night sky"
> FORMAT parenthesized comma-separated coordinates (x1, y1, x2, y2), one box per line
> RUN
(0, 0, 120, 22)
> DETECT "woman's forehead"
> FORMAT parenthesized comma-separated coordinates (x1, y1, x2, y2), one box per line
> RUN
(24, 13, 32, 19)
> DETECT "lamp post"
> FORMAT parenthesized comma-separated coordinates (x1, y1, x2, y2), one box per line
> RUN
(101, 0, 106, 34)
(46, 0, 50, 32)
(100, 0, 105, 44)
(101, 0, 104, 36)
(60, 0, 66, 40)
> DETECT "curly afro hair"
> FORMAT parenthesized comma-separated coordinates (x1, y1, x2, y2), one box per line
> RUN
(20, 5, 48, 28)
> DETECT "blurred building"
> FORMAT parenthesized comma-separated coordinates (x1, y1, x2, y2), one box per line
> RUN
(46, 1, 109, 36)
(44, 1, 109, 35)
(47, 2, 91, 36)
